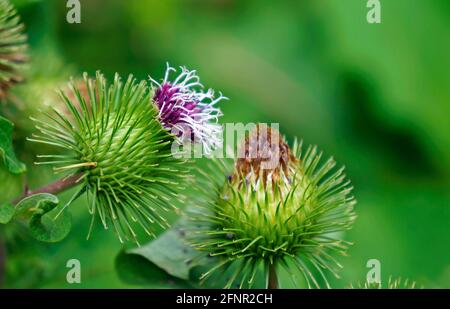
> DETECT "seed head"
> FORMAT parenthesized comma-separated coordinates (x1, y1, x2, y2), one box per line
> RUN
(0, 0, 27, 99)
(29, 72, 190, 243)
(189, 125, 356, 288)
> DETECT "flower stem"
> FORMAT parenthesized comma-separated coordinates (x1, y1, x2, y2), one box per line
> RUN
(268, 263, 278, 289)
(12, 172, 85, 205)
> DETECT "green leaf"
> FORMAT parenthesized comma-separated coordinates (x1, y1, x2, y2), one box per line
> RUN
(14, 193, 72, 242)
(126, 223, 199, 281)
(0, 115, 26, 174)
(0, 203, 14, 224)
(116, 218, 209, 287)
(115, 251, 192, 288)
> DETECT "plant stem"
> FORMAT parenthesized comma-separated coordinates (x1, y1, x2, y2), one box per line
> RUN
(268, 263, 278, 289)
(12, 172, 85, 205)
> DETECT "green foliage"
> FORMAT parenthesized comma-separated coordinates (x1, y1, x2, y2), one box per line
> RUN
(28, 72, 190, 243)
(0, 203, 14, 223)
(13, 193, 71, 242)
(115, 220, 200, 287)
(115, 251, 192, 288)
(1, 192, 71, 243)
(0, 115, 26, 174)
(0, 164, 22, 203)
(126, 224, 199, 281)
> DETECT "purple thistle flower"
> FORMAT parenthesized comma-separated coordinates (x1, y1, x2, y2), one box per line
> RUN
(150, 63, 227, 154)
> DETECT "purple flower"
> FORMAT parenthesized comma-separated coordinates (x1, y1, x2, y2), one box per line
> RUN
(150, 63, 226, 154)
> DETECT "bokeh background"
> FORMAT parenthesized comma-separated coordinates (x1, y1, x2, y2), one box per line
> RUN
(0, 0, 449, 288)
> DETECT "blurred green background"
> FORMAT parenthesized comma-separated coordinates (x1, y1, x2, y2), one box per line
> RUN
(1, 0, 449, 288)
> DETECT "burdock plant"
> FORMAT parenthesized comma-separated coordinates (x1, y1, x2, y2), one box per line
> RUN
(188, 124, 356, 288)
(0, 0, 27, 99)
(24, 67, 225, 243)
